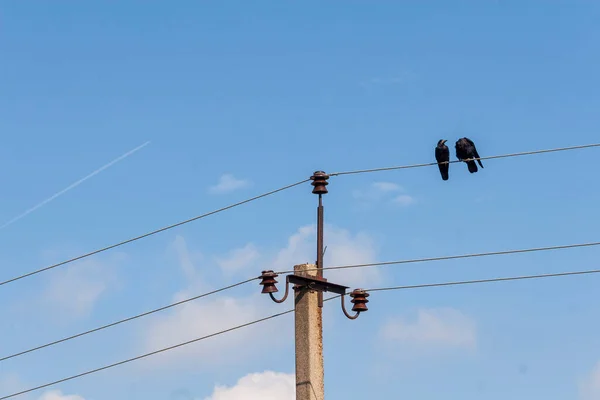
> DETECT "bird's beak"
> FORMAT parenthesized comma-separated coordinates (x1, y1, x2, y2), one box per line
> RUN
(441, 139, 447, 145)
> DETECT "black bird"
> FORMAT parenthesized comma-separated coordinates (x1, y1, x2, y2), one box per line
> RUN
(455, 137, 484, 173)
(435, 139, 450, 180)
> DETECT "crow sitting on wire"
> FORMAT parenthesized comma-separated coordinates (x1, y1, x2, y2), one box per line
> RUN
(455, 137, 484, 173)
(435, 139, 450, 180)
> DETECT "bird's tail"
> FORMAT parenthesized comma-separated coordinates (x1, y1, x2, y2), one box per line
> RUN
(438, 166, 449, 180)
(467, 160, 478, 173)
(473, 150, 484, 168)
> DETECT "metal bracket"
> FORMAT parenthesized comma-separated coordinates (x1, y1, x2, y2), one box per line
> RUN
(288, 274, 348, 295)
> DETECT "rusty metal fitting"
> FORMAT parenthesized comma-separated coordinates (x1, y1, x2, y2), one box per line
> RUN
(341, 289, 369, 320)
(260, 271, 292, 303)
(350, 289, 369, 313)
(259, 270, 279, 294)
(310, 171, 329, 195)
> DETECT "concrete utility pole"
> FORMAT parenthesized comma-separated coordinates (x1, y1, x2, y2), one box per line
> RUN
(258, 171, 370, 400)
(294, 262, 324, 400)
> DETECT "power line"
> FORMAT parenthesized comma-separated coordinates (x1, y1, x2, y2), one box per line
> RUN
(3, 142, 597, 288)
(4, 143, 598, 394)
(13, 238, 589, 362)
(3, 262, 598, 398)
(0, 179, 308, 288)
(364, 267, 600, 292)
(275, 240, 600, 274)
(0, 308, 296, 399)
(329, 142, 600, 176)
(0, 277, 259, 363)
(0, 296, 339, 399)
(4, 143, 596, 287)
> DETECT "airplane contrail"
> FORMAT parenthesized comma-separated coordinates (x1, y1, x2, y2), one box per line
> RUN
(0, 141, 151, 230)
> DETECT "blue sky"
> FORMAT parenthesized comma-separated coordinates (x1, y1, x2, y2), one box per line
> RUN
(1, 1, 600, 399)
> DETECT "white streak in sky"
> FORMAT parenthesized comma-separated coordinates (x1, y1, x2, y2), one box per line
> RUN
(0, 141, 151, 230)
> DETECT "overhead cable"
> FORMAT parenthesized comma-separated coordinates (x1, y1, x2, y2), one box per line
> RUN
(9, 240, 598, 362)
(365, 267, 600, 292)
(0, 307, 297, 399)
(330, 143, 600, 176)
(276, 240, 600, 275)
(5, 143, 598, 286)
(0, 179, 308, 287)
(0, 277, 259, 363)
(4, 263, 599, 399)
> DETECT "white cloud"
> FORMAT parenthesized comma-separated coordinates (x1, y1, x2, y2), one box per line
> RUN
(580, 362, 600, 400)
(271, 224, 382, 289)
(393, 194, 416, 207)
(204, 371, 294, 400)
(215, 243, 260, 277)
(208, 174, 251, 195)
(0, 373, 25, 395)
(38, 390, 85, 400)
(138, 223, 377, 370)
(372, 182, 402, 193)
(381, 308, 476, 349)
(166, 235, 214, 302)
(207, 223, 381, 287)
(42, 253, 123, 318)
(139, 293, 289, 370)
(353, 181, 400, 201)
(170, 234, 203, 283)
(140, 237, 288, 369)
(353, 182, 415, 207)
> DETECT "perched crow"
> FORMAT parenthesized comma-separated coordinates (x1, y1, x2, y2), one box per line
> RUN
(435, 139, 450, 180)
(455, 137, 484, 173)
